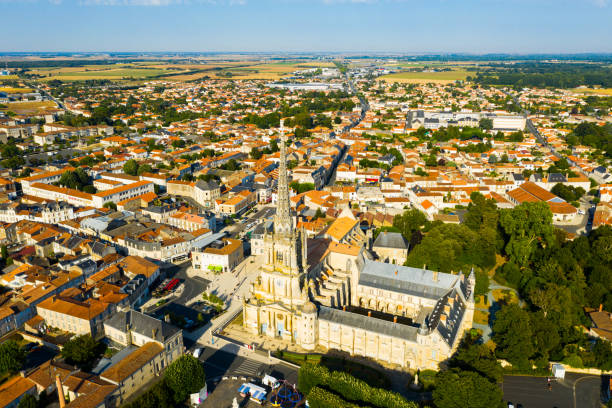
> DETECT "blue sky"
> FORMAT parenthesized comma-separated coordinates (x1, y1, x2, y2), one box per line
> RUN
(1, 0, 611, 53)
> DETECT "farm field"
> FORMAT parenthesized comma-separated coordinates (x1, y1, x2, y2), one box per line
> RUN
(0, 87, 33, 94)
(570, 87, 612, 96)
(0, 100, 58, 114)
(28, 63, 191, 81)
(380, 68, 469, 84)
(206, 61, 337, 80)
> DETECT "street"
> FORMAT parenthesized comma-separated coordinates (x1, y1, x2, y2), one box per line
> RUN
(196, 346, 298, 384)
(502, 373, 604, 408)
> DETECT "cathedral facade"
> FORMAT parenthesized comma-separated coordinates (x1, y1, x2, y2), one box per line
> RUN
(243, 124, 475, 370)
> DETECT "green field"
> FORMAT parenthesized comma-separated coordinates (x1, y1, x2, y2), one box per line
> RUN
(380, 69, 470, 84)
(29, 64, 189, 81)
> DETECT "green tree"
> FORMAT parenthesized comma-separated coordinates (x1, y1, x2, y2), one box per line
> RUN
(0, 340, 25, 376)
(103, 201, 117, 211)
(450, 336, 503, 383)
(492, 304, 534, 368)
(123, 159, 139, 176)
(61, 335, 103, 370)
(164, 355, 206, 403)
(479, 118, 493, 130)
(433, 369, 504, 408)
(137, 164, 153, 176)
(17, 394, 37, 408)
(393, 209, 428, 240)
(499, 202, 554, 267)
(250, 148, 263, 160)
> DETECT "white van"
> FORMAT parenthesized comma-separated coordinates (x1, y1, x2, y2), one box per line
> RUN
(193, 347, 203, 358)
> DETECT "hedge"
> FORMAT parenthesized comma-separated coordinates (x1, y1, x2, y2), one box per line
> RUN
(298, 364, 417, 408)
(306, 386, 366, 408)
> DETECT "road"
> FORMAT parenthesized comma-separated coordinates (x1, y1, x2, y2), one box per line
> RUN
(325, 70, 368, 187)
(196, 346, 298, 384)
(503, 89, 588, 177)
(224, 205, 275, 239)
(502, 373, 604, 408)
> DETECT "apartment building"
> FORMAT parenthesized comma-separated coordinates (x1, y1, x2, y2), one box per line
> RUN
(192, 238, 244, 273)
(92, 181, 155, 208)
(36, 295, 112, 338)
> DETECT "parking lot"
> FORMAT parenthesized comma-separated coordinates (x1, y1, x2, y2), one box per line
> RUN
(502, 373, 604, 408)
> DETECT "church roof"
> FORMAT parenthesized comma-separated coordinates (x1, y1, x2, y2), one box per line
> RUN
(372, 231, 408, 250)
(358, 259, 458, 300)
(318, 306, 418, 341)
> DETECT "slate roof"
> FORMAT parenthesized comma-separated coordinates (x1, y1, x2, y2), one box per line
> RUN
(195, 180, 219, 191)
(104, 309, 180, 343)
(358, 259, 458, 300)
(372, 231, 408, 250)
(318, 306, 418, 341)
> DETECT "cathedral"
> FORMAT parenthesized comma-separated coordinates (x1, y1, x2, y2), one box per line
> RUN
(243, 124, 475, 370)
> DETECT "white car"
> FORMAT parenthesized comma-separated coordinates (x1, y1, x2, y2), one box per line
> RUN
(193, 347, 203, 358)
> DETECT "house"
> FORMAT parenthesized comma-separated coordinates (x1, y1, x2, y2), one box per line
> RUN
(192, 238, 244, 273)
(372, 231, 409, 265)
(506, 181, 577, 222)
(585, 305, 612, 342)
(100, 342, 165, 405)
(103, 309, 183, 366)
(36, 295, 111, 338)
(0, 376, 38, 408)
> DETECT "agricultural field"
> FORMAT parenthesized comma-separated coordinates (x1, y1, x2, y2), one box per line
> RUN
(27, 63, 191, 81)
(380, 68, 470, 84)
(206, 61, 337, 80)
(0, 87, 33, 94)
(570, 87, 612, 96)
(0, 100, 58, 115)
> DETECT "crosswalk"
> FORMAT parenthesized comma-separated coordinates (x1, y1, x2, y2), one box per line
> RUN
(234, 358, 262, 376)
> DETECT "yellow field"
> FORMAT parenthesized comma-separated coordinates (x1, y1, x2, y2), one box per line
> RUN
(0, 87, 32, 94)
(380, 69, 470, 84)
(0, 75, 19, 80)
(570, 87, 612, 96)
(29, 63, 191, 81)
(204, 61, 338, 80)
(0, 100, 58, 114)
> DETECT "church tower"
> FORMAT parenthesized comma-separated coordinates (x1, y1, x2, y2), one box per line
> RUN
(243, 120, 312, 343)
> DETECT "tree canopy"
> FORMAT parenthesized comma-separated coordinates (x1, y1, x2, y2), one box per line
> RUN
(0, 340, 25, 376)
(60, 335, 103, 371)
(433, 369, 505, 408)
(164, 355, 206, 403)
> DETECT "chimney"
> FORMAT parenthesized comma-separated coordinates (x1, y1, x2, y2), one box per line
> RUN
(600, 304, 604, 313)
(432, 271, 438, 282)
(368, 311, 371, 317)
(164, 314, 171, 324)
(440, 314, 447, 322)
(444, 305, 450, 314)
(56, 374, 66, 408)
(448, 298, 454, 305)
(393, 316, 397, 323)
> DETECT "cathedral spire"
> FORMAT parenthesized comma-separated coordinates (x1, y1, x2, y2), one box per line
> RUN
(274, 119, 292, 235)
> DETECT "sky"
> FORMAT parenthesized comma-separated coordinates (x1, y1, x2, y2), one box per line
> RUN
(1, 0, 612, 53)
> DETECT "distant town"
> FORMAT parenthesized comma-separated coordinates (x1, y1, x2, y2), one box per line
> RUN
(0, 53, 610, 408)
